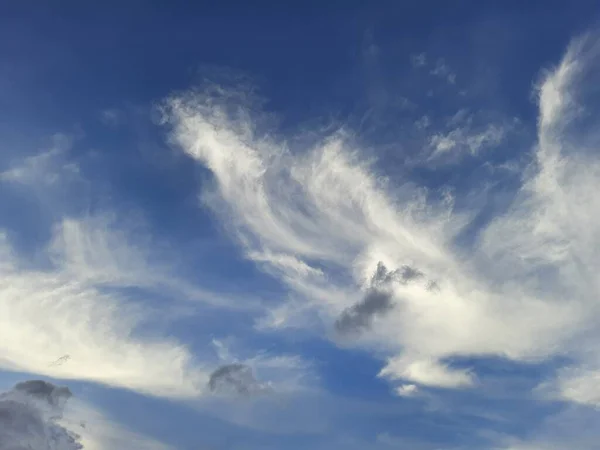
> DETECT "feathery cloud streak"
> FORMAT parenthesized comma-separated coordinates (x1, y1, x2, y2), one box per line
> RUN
(163, 33, 600, 400)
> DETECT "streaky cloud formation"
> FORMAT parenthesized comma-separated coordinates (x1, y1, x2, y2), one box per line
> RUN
(0, 223, 209, 398)
(0, 146, 279, 400)
(4, 6, 600, 449)
(163, 31, 600, 404)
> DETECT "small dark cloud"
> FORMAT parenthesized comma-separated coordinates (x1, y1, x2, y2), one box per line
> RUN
(337, 262, 430, 335)
(208, 363, 268, 397)
(13, 380, 72, 409)
(50, 355, 71, 367)
(397, 265, 425, 283)
(427, 280, 440, 292)
(335, 288, 394, 335)
(0, 380, 82, 450)
(371, 261, 424, 286)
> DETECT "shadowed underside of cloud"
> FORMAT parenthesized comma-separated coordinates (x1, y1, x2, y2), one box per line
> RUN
(162, 30, 600, 403)
(0, 380, 81, 450)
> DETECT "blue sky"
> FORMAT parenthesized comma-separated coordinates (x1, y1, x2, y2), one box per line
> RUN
(2, 1, 600, 449)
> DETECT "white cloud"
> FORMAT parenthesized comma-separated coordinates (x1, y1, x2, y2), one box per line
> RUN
(427, 110, 509, 160)
(410, 53, 427, 68)
(394, 383, 418, 397)
(162, 31, 600, 395)
(1, 140, 308, 403)
(99, 109, 123, 128)
(414, 115, 431, 130)
(0, 226, 209, 398)
(0, 134, 78, 186)
(430, 58, 456, 84)
(480, 32, 600, 406)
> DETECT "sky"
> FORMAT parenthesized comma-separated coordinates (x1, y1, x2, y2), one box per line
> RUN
(2, 1, 600, 449)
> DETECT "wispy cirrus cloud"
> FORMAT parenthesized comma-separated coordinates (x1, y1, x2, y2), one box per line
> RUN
(0, 147, 258, 399)
(430, 58, 457, 84)
(423, 108, 517, 163)
(0, 134, 311, 406)
(0, 133, 79, 187)
(161, 31, 600, 403)
(0, 226, 210, 398)
(410, 52, 427, 68)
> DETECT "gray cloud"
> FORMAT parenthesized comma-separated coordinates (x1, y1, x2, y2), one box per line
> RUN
(0, 380, 82, 450)
(336, 262, 428, 335)
(208, 363, 269, 397)
(371, 262, 424, 286)
(49, 355, 71, 367)
(335, 288, 394, 335)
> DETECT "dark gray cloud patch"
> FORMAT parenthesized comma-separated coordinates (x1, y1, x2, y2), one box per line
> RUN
(335, 287, 394, 335)
(50, 355, 71, 367)
(371, 262, 424, 286)
(14, 380, 72, 409)
(336, 262, 430, 335)
(0, 380, 82, 450)
(208, 363, 269, 397)
(398, 265, 424, 283)
(427, 280, 440, 292)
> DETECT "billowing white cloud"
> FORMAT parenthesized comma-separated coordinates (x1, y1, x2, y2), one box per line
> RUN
(162, 31, 600, 397)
